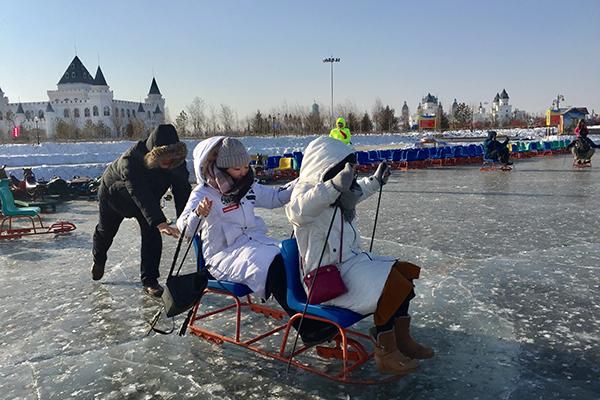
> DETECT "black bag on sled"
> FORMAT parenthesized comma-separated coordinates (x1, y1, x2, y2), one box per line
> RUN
(163, 270, 207, 318)
(148, 223, 207, 335)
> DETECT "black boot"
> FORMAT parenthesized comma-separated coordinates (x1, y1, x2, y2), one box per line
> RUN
(143, 281, 164, 298)
(91, 263, 105, 281)
(298, 321, 339, 346)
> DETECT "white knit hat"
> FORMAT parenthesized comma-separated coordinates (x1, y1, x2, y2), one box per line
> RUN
(216, 138, 250, 168)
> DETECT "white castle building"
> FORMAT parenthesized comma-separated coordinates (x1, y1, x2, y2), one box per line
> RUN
(0, 56, 165, 138)
(472, 89, 513, 126)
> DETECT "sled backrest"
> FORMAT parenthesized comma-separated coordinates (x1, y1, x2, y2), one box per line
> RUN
(0, 179, 40, 217)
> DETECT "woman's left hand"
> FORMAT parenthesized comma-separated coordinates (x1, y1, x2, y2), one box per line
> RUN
(195, 197, 213, 217)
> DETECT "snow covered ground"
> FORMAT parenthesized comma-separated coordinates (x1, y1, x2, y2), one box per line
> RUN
(1, 153, 598, 399)
(0, 128, 552, 182)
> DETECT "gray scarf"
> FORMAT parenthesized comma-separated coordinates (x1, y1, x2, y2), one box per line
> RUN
(337, 180, 363, 222)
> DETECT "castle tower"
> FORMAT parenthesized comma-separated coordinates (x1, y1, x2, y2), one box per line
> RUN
(497, 89, 512, 126)
(451, 98, 458, 116)
(401, 101, 409, 129)
(90, 65, 114, 127)
(145, 77, 165, 127)
(44, 102, 57, 138)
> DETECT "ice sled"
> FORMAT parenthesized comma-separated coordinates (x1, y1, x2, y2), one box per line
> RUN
(187, 236, 402, 384)
(572, 159, 592, 168)
(0, 179, 76, 240)
(480, 158, 513, 172)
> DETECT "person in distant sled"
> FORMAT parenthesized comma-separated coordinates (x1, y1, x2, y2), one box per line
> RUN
(285, 136, 434, 376)
(91, 124, 191, 297)
(177, 137, 337, 345)
(567, 120, 599, 165)
(483, 130, 513, 166)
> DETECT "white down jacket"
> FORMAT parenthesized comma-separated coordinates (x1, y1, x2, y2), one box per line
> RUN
(285, 137, 395, 315)
(177, 139, 293, 299)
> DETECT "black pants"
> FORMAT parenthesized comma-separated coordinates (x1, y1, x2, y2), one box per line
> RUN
(92, 184, 162, 285)
(265, 255, 333, 335)
(489, 147, 510, 164)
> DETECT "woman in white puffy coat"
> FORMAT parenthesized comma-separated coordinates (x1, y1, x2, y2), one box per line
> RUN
(177, 137, 337, 345)
(285, 136, 433, 375)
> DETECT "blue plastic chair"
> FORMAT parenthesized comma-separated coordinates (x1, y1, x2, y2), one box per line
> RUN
(279, 238, 366, 328)
(367, 150, 380, 163)
(266, 156, 281, 170)
(378, 150, 391, 160)
(355, 151, 372, 165)
(193, 235, 253, 297)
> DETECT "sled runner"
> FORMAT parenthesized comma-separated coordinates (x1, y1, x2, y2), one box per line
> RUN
(187, 236, 401, 384)
(572, 159, 592, 169)
(0, 179, 76, 240)
(480, 158, 512, 171)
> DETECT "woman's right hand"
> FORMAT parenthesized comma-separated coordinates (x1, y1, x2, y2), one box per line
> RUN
(195, 197, 213, 217)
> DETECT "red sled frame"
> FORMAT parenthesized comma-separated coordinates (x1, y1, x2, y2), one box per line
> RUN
(188, 237, 403, 384)
(187, 288, 400, 384)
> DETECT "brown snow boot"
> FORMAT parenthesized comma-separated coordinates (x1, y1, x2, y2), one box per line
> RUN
(371, 327, 419, 375)
(394, 316, 434, 359)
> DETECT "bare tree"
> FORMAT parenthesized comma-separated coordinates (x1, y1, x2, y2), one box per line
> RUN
(206, 104, 219, 136)
(371, 98, 385, 132)
(186, 97, 206, 136)
(175, 110, 189, 136)
(219, 104, 235, 134)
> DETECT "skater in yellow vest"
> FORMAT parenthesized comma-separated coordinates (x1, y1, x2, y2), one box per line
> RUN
(329, 117, 351, 145)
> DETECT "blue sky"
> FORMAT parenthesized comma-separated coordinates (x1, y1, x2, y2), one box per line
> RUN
(1, 0, 598, 120)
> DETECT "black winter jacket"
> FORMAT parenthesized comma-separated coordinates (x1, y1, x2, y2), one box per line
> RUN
(101, 125, 191, 227)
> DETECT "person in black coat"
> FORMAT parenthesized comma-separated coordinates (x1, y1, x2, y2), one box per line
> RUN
(483, 130, 513, 166)
(91, 124, 191, 297)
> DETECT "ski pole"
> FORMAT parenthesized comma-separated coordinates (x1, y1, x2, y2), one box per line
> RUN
(286, 206, 339, 376)
(369, 182, 383, 252)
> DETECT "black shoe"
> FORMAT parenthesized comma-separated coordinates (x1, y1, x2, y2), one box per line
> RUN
(300, 325, 339, 346)
(143, 281, 164, 298)
(505, 161, 513, 166)
(91, 263, 105, 281)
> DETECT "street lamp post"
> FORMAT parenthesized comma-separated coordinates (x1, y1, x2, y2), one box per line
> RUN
(34, 116, 39, 145)
(322, 56, 340, 127)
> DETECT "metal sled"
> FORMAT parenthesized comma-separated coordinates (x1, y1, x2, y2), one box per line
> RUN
(0, 179, 76, 240)
(187, 237, 402, 384)
(480, 159, 513, 171)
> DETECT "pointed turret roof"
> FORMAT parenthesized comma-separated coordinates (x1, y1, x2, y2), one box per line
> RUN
(93, 66, 108, 86)
(137, 103, 145, 113)
(423, 93, 438, 104)
(16, 103, 24, 114)
(493, 93, 500, 102)
(153, 105, 162, 114)
(58, 56, 95, 85)
(402, 101, 408, 110)
(46, 102, 55, 113)
(148, 77, 161, 95)
(500, 89, 509, 99)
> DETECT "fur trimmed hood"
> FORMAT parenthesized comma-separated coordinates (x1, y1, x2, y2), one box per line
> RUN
(144, 141, 187, 169)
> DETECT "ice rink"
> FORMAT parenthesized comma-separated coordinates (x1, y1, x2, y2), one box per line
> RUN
(1, 153, 598, 399)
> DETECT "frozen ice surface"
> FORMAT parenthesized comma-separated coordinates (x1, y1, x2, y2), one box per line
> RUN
(1, 154, 599, 399)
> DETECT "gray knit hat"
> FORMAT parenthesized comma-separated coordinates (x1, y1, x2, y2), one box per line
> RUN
(216, 138, 250, 168)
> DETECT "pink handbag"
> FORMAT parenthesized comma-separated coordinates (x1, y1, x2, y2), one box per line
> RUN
(303, 216, 348, 304)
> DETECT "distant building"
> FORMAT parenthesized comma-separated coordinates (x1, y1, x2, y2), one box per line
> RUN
(400, 101, 410, 130)
(491, 89, 512, 126)
(417, 93, 439, 130)
(546, 107, 588, 134)
(0, 56, 165, 139)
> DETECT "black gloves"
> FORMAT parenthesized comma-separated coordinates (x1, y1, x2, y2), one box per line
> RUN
(373, 162, 391, 186)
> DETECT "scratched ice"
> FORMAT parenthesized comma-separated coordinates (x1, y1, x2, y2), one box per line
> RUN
(1, 154, 598, 399)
